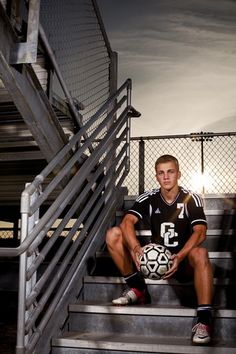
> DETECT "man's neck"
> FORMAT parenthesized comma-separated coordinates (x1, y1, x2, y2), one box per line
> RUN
(161, 185, 180, 203)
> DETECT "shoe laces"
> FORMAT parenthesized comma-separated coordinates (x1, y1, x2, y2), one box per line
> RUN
(122, 288, 143, 300)
(192, 322, 210, 335)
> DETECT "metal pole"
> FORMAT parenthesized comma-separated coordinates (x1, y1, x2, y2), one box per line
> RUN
(16, 185, 39, 353)
(16, 213, 28, 354)
(201, 136, 205, 194)
(139, 138, 145, 194)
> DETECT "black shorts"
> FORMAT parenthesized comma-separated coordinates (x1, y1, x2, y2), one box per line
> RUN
(173, 258, 194, 283)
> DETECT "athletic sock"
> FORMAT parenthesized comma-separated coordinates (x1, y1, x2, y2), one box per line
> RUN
(196, 304, 213, 326)
(124, 272, 147, 292)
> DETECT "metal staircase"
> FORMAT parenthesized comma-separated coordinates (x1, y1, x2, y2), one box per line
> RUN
(52, 194, 236, 354)
(0, 0, 115, 213)
(0, 78, 134, 354)
(0, 2, 133, 353)
(0, 0, 83, 220)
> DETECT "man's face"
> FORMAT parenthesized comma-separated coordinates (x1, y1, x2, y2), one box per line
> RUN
(155, 161, 181, 191)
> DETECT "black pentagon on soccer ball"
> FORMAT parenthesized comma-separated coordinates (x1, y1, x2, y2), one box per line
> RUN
(139, 243, 173, 280)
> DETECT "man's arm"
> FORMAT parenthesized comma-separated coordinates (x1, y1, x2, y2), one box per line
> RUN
(164, 224, 207, 278)
(175, 192, 207, 264)
(176, 224, 207, 262)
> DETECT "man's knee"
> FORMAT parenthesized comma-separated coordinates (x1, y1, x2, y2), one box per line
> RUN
(106, 226, 122, 247)
(188, 247, 210, 267)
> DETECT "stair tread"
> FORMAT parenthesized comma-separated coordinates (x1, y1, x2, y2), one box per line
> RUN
(83, 275, 236, 286)
(53, 332, 236, 353)
(69, 302, 236, 318)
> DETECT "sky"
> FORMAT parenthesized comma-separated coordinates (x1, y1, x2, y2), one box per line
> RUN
(97, 0, 236, 137)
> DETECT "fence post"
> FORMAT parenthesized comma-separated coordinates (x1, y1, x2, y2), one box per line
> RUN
(138, 138, 145, 194)
(200, 136, 205, 194)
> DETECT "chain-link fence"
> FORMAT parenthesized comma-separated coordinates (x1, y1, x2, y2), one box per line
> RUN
(124, 132, 236, 195)
(40, 0, 115, 140)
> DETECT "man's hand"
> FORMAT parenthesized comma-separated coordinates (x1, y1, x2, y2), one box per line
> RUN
(162, 254, 180, 279)
(132, 244, 143, 271)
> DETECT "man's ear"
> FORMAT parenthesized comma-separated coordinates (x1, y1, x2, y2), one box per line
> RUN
(178, 171, 181, 179)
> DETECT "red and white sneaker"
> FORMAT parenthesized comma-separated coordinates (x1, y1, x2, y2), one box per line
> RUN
(112, 287, 151, 306)
(192, 322, 211, 344)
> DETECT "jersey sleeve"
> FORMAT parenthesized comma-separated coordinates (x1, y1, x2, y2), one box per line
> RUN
(186, 193, 207, 228)
(126, 192, 150, 221)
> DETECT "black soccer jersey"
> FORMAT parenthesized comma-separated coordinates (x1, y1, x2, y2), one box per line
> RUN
(127, 187, 207, 253)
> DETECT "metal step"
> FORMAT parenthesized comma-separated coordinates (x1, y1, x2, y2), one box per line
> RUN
(52, 333, 236, 354)
(67, 304, 236, 341)
(82, 276, 236, 308)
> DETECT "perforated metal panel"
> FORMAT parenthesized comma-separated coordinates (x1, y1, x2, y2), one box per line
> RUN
(40, 0, 111, 134)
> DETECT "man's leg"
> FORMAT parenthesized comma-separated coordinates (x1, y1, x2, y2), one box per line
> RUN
(106, 226, 151, 305)
(188, 247, 213, 305)
(188, 247, 214, 344)
(106, 226, 134, 275)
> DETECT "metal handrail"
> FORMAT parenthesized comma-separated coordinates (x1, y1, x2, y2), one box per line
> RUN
(5, 79, 132, 354)
(0, 79, 131, 258)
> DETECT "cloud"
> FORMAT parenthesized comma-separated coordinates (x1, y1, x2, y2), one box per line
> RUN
(98, 0, 236, 136)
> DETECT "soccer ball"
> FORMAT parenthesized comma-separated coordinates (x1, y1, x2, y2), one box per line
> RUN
(139, 243, 173, 280)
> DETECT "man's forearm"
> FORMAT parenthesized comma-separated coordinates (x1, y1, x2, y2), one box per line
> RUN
(177, 227, 206, 262)
(121, 222, 140, 251)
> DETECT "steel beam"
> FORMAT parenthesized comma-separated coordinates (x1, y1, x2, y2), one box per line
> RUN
(10, 0, 40, 64)
(0, 53, 68, 161)
(0, 2, 69, 161)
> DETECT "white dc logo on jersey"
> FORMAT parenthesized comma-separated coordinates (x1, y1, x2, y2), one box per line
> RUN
(160, 222, 178, 247)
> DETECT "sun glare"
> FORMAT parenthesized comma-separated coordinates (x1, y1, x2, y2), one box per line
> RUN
(190, 172, 213, 193)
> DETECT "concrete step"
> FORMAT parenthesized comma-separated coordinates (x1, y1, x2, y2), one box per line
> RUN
(82, 276, 236, 308)
(93, 251, 236, 278)
(123, 194, 236, 211)
(52, 333, 236, 354)
(67, 304, 236, 341)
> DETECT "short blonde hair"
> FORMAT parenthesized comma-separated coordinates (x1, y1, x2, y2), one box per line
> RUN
(155, 155, 179, 172)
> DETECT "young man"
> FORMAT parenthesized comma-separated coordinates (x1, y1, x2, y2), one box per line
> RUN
(106, 154, 214, 344)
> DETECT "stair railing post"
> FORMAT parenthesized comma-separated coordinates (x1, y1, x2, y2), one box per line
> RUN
(138, 138, 145, 195)
(16, 184, 40, 354)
